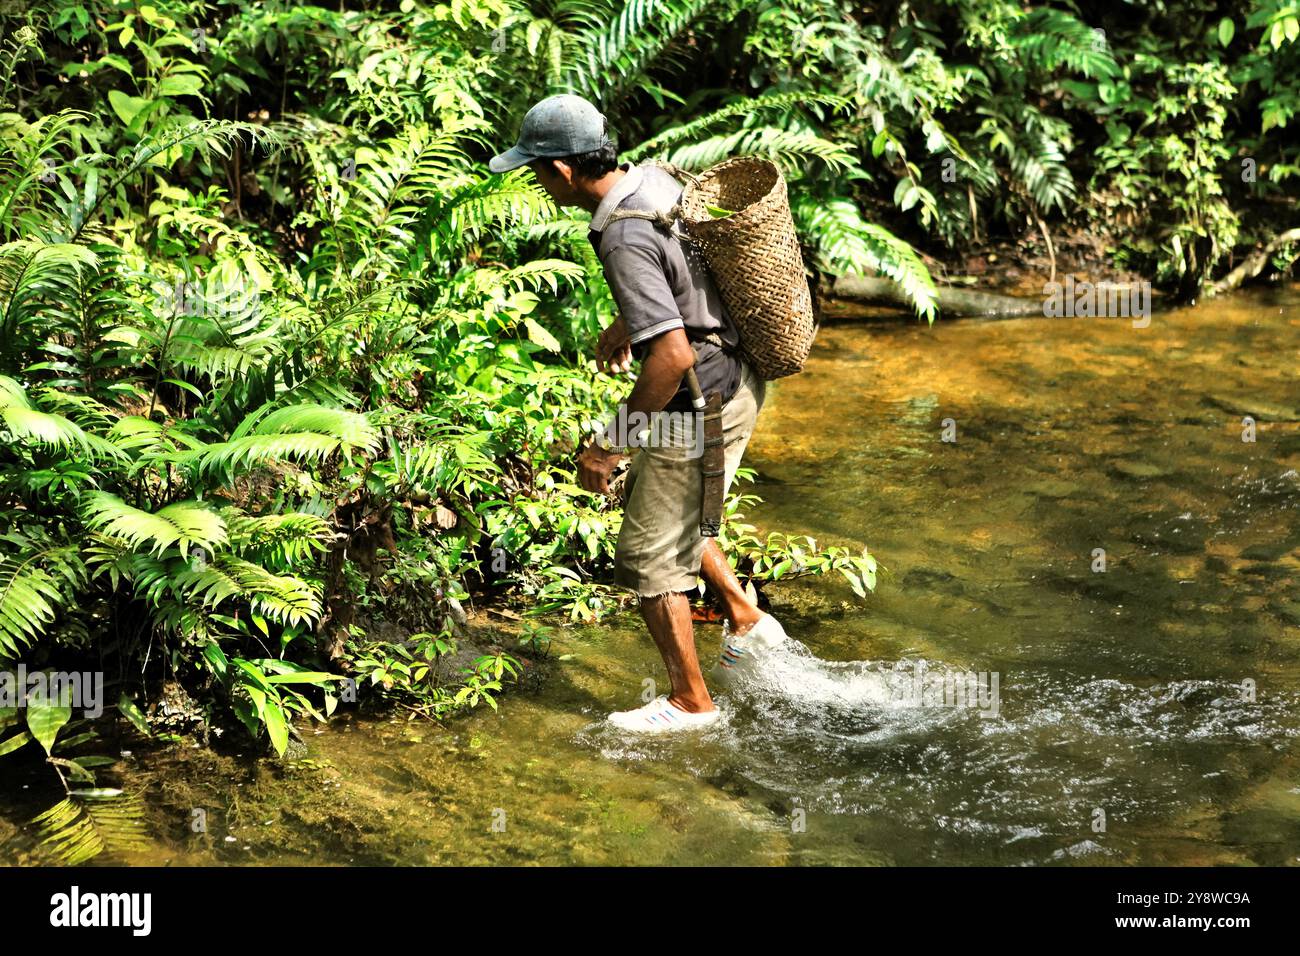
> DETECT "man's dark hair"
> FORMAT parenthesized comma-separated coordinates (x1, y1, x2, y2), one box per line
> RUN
(550, 121, 618, 179)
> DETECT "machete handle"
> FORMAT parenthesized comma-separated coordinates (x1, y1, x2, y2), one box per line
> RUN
(683, 365, 707, 410)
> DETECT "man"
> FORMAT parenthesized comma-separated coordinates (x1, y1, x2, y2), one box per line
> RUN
(489, 94, 787, 733)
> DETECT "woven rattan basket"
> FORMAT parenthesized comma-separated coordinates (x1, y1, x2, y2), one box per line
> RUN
(610, 158, 816, 380)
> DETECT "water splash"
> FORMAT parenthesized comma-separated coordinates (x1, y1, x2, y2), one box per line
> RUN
(719, 633, 1000, 744)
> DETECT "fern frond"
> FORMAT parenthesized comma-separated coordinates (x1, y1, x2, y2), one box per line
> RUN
(106, 416, 204, 457)
(793, 197, 937, 319)
(0, 375, 125, 461)
(0, 547, 76, 659)
(326, 122, 481, 280)
(168, 316, 283, 382)
(436, 178, 556, 250)
(224, 509, 333, 566)
(32, 792, 148, 865)
(662, 127, 858, 172)
(188, 404, 380, 478)
(1011, 9, 1118, 79)
(81, 493, 229, 558)
(74, 120, 286, 239)
(501, 218, 591, 246)
(470, 259, 587, 297)
(0, 110, 91, 240)
(174, 554, 322, 628)
(254, 404, 380, 451)
(1010, 134, 1076, 214)
(563, 0, 720, 101)
(627, 91, 852, 160)
(0, 240, 100, 365)
(91, 543, 322, 630)
(189, 432, 346, 478)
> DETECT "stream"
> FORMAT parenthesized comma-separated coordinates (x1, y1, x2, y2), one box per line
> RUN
(4, 286, 1299, 866)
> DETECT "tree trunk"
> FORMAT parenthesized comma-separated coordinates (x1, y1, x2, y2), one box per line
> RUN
(829, 275, 1043, 319)
(1206, 228, 1300, 298)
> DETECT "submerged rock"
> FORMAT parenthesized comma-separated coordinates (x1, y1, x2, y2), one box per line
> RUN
(1239, 542, 1296, 562)
(1110, 460, 1171, 480)
(1051, 839, 1112, 860)
(1025, 478, 1084, 499)
(1269, 600, 1300, 627)
(1204, 393, 1300, 422)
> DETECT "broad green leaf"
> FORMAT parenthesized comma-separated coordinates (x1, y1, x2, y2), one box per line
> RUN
(264, 672, 335, 685)
(839, 566, 867, 599)
(163, 378, 205, 400)
(263, 700, 288, 756)
(25, 692, 72, 755)
(157, 74, 204, 97)
(107, 89, 149, 127)
(524, 318, 562, 352)
(0, 731, 32, 756)
(72, 755, 118, 768)
(117, 694, 151, 737)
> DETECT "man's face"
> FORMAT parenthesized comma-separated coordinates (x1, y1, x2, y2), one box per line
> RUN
(528, 158, 581, 207)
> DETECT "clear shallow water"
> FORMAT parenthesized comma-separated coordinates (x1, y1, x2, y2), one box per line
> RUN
(4, 286, 1299, 866)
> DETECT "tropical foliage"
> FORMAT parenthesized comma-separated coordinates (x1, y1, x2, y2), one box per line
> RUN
(1, 0, 1295, 860)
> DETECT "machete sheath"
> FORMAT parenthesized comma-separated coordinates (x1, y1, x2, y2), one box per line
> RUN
(684, 366, 725, 537)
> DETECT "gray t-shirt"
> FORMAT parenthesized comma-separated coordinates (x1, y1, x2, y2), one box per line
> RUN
(587, 162, 742, 411)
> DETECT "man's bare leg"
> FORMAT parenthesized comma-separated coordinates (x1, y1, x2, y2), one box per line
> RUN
(700, 539, 763, 636)
(640, 592, 714, 713)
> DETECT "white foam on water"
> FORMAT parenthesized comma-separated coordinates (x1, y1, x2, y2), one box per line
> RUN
(722, 633, 899, 709)
(717, 634, 995, 744)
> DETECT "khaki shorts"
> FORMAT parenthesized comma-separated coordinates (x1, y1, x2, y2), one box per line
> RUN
(613, 361, 766, 597)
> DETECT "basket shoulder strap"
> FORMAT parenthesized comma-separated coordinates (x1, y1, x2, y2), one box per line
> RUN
(598, 159, 712, 234)
(603, 204, 682, 231)
(640, 159, 703, 187)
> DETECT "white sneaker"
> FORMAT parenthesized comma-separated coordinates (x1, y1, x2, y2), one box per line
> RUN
(711, 613, 788, 686)
(607, 694, 720, 733)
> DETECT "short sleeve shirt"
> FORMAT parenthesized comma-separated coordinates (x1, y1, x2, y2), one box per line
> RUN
(587, 162, 742, 411)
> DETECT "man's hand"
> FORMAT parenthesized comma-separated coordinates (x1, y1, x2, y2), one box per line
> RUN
(597, 315, 633, 374)
(577, 441, 625, 495)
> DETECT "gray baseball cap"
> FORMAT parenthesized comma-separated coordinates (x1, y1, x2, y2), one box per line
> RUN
(488, 94, 613, 173)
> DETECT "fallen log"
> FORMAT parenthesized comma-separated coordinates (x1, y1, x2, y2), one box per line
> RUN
(829, 275, 1043, 319)
(1206, 227, 1300, 298)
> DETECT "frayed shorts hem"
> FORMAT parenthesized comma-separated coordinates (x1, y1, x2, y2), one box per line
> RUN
(612, 572, 700, 601)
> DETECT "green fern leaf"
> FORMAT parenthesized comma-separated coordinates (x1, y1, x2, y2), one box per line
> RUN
(793, 197, 936, 320)
(32, 792, 148, 865)
(175, 554, 322, 628)
(81, 493, 228, 558)
(0, 376, 124, 461)
(628, 92, 852, 160)
(0, 555, 62, 658)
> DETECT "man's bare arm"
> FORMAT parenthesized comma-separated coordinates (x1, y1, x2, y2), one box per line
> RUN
(621, 327, 693, 418)
(577, 327, 694, 494)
